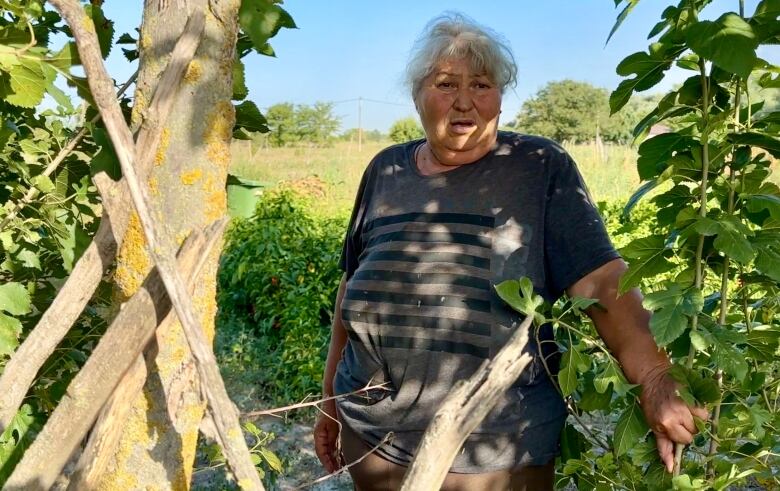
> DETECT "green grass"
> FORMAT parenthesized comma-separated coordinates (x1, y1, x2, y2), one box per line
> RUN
(230, 139, 642, 215)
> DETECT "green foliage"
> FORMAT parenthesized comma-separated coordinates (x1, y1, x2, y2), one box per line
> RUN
(262, 101, 341, 147)
(216, 189, 346, 405)
(388, 116, 424, 143)
(512, 79, 653, 144)
(540, 1, 780, 488)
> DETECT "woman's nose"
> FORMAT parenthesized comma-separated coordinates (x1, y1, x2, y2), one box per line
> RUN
(452, 87, 474, 112)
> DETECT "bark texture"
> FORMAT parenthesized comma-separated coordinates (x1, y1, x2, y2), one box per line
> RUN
(94, 1, 240, 488)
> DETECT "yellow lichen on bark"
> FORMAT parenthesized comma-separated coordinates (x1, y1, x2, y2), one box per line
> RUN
(183, 59, 202, 84)
(203, 101, 234, 170)
(148, 176, 160, 196)
(179, 169, 203, 185)
(154, 127, 171, 167)
(114, 212, 151, 297)
(96, 392, 153, 491)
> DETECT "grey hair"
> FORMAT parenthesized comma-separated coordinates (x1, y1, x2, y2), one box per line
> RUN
(406, 12, 517, 102)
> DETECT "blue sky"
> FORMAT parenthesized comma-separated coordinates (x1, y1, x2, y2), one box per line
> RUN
(101, 1, 776, 132)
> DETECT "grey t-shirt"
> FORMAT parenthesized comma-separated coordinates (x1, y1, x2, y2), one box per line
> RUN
(334, 132, 619, 473)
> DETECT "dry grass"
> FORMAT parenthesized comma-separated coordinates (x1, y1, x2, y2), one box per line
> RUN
(230, 139, 778, 215)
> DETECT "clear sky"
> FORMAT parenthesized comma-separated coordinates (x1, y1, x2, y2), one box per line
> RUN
(101, 1, 776, 132)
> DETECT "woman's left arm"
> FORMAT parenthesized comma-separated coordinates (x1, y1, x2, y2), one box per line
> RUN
(567, 258, 708, 473)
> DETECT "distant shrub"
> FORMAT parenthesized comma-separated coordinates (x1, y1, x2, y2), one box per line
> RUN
(388, 117, 424, 143)
(216, 188, 346, 406)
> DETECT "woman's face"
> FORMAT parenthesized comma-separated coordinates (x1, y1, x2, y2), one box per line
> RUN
(416, 57, 502, 166)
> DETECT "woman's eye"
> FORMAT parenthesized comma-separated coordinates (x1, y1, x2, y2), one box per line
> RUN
(437, 82, 455, 90)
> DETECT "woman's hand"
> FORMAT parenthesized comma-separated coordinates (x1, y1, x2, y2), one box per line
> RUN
(639, 365, 709, 473)
(314, 398, 342, 473)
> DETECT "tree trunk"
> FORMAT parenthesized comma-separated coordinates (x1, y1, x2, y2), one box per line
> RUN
(93, 0, 239, 488)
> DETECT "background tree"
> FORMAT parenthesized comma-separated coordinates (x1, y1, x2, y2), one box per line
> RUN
(512, 79, 653, 144)
(388, 116, 424, 143)
(265, 101, 340, 147)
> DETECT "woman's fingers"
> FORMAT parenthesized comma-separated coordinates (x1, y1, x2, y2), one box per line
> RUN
(691, 405, 709, 421)
(314, 417, 340, 473)
(655, 433, 674, 473)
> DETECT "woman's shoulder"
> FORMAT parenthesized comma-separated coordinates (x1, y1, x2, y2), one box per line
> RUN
(496, 131, 568, 159)
(495, 131, 573, 173)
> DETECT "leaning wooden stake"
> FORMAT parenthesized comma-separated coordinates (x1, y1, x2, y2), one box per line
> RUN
(0, 11, 202, 431)
(4, 219, 225, 490)
(50, 1, 262, 488)
(399, 315, 534, 490)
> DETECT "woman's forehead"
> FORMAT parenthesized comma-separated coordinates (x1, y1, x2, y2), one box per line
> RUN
(431, 58, 490, 78)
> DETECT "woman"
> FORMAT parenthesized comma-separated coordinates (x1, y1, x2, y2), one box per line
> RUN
(314, 13, 706, 490)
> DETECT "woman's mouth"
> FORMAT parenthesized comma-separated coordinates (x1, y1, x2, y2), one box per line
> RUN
(449, 120, 476, 135)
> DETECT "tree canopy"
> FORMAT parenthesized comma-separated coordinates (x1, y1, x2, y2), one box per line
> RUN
(511, 79, 656, 144)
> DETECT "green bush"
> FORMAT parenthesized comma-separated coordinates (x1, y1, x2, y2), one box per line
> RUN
(216, 189, 346, 406)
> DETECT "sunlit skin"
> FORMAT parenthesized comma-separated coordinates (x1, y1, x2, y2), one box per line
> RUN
(415, 58, 501, 172)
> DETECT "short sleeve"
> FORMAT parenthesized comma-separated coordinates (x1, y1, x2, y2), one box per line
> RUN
(339, 165, 372, 279)
(544, 151, 620, 299)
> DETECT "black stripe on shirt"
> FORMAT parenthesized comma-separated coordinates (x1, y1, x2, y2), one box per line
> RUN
(365, 212, 495, 232)
(364, 250, 490, 270)
(342, 309, 491, 337)
(365, 230, 492, 250)
(352, 269, 491, 291)
(345, 289, 491, 313)
(347, 330, 489, 358)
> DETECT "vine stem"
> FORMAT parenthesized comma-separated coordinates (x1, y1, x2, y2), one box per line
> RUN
(674, 55, 712, 477)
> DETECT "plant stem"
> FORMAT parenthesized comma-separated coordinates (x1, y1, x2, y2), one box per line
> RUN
(674, 55, 712, 477)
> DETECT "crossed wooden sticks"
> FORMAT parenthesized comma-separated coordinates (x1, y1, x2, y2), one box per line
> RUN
(1, 2, 263, 489)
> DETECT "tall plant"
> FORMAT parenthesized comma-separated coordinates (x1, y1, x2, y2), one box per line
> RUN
(500, 1, 779, 489)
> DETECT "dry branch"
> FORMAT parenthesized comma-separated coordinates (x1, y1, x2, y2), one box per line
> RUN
(399, 314, 534, 490)
(65, 356, 148, 490)
(0, 13, 199, 431)
(4, 219, 225, 490)
(49, 2, 262, 488)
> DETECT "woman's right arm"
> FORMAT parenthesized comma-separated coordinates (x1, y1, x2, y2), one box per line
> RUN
(314, 273, 348, 472)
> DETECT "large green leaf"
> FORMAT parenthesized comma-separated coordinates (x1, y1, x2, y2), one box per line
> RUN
(712, 215, 755, 264)
(643, 286, 703, 346)
(686, 13, 758, 78)
(579, 372, 614, 411)
(0, 312, 22, 357)
(234, 100, 269, 134)
(0, 282, 31, 316)
(238, 0, 296, 56)
(744, 182, 780, 219)
(727, 131, 780, 158)
(618, 235, 675, 293)
(709, 325, 749, 380)
(494, 277, 545, 325)
(594, 359, 634, 396)
(636, 133, 695, 180)
(559, 345, 589, 397)
(606, 0, 640, 44)
(84, 5, 114, 59)
(232, 57, 248, 101)
(613, 400, 648, 457)
(610, 44, 685, 114)
(5, 57, 46, 108)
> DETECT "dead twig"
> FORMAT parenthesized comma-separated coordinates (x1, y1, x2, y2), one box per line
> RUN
(242, 383, 391, 419)
(293, 432, 394, 491)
